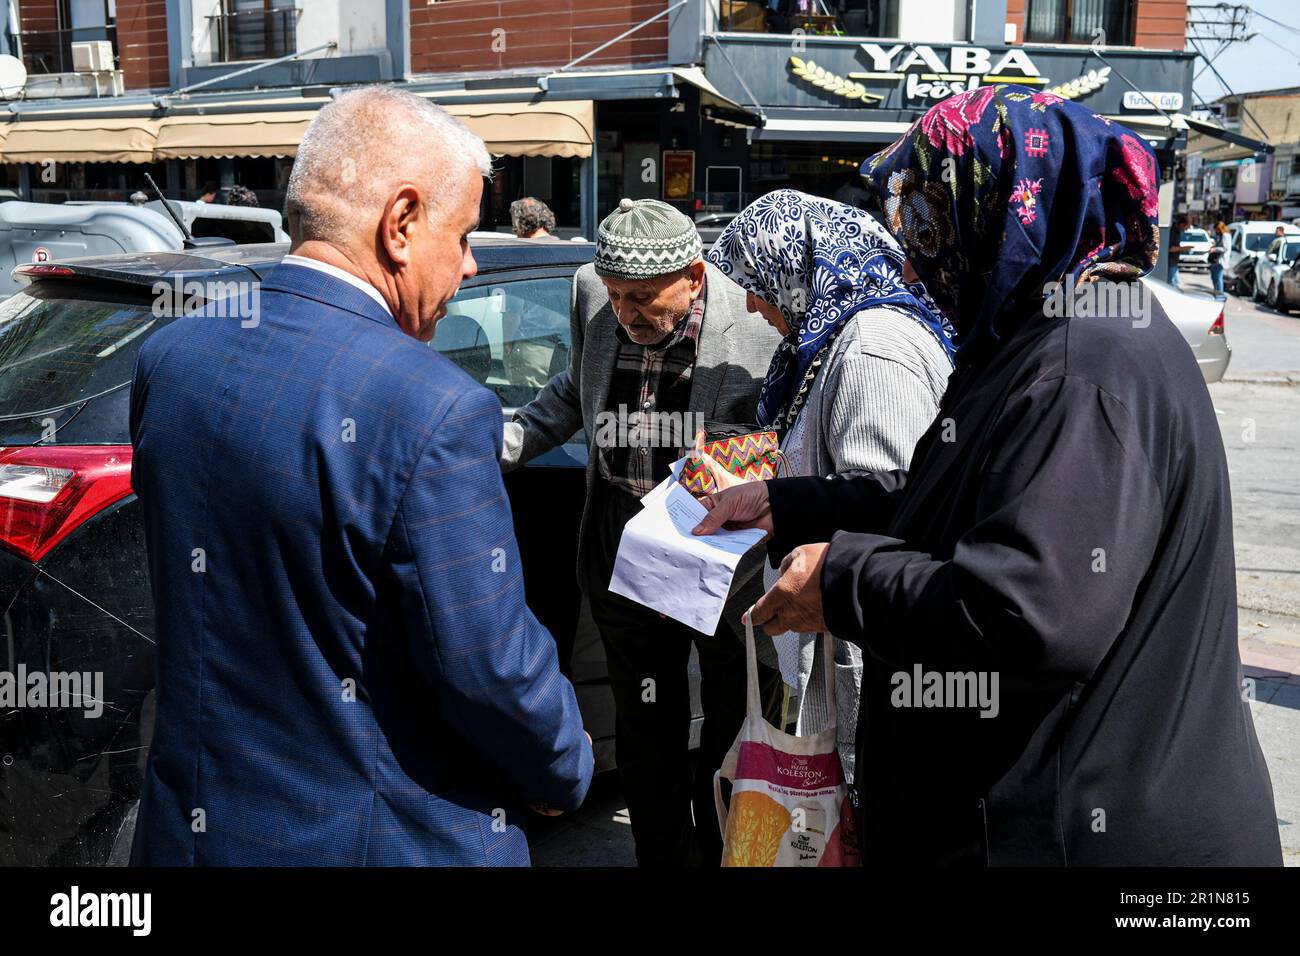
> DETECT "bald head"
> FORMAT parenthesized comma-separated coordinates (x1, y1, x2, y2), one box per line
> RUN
(286, 86, 492, 246)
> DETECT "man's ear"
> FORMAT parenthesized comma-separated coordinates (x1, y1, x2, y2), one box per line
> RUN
(687, 258, 707, 296)
(380, 184, 422, 268)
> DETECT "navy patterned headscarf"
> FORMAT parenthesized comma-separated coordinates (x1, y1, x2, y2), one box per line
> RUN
(861, 84, 1161, 356)
(708, 189, 956, 429)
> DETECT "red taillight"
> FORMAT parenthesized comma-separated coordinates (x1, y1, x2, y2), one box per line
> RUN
(1209, 308, 1225, 335)
(12, 264, 75, 278)
(0, 446, 133, 562)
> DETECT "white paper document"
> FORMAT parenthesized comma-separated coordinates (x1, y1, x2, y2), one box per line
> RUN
(608, 474, 766, 635)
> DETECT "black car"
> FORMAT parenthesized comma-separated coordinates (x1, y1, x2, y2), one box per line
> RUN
(0, 237, 701, 866)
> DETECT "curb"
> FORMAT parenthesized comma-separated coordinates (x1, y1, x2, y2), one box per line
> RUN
(1221, 374, 1300, 385)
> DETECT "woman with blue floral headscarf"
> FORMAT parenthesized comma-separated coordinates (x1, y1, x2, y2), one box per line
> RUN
(705, 189, 955, 781)
(695, 87, 1281, 866)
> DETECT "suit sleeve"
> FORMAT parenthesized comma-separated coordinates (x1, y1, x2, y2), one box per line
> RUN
(820, 375, 1164, 688)
(501, 270, 586, 471)
(393, 385, 594, 810)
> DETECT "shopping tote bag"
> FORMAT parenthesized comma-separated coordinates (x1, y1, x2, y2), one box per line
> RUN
(714, 614, 860, 867)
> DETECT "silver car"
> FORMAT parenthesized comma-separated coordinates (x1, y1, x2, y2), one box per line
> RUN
(1143, 275, 1231, 383)
(1251, 238, 1300, 311)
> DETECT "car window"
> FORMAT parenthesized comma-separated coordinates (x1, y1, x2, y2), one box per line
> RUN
(1181, 230, 1208, 242)
(1284, 243, 1300, 263)
(432, 276, 572, 409)
(1248, 233, 1287, 252)
(0, 283, 163, 444)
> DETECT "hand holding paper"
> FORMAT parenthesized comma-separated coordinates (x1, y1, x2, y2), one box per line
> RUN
(608, 465, 766, 635)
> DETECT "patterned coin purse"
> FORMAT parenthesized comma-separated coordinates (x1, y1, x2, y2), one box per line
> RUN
(678, 425, 783, 496)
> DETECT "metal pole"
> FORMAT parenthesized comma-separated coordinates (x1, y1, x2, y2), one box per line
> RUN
(540, 0, 693, 89)
(165, 40, 338, 98)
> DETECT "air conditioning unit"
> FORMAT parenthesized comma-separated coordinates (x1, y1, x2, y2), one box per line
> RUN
(71, 41, 115, 73)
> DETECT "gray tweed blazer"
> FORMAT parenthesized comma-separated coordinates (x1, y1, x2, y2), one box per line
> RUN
(501, 261, 782, 639)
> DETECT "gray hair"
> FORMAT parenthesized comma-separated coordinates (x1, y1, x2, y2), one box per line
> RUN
(286, 85, 492, 244)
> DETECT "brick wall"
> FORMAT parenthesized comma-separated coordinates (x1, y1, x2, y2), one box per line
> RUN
(1006, 0, 1187, 51)
(1133, 0, 1187, 51)
(115, 0, 171, 91)
(410, 0, 669, 74)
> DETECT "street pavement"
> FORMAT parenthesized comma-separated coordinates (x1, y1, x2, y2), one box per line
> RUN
(529, 270, 1300, 866)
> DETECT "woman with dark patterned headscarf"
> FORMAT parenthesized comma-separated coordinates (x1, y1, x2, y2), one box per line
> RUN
(695, 85, 1281, 865)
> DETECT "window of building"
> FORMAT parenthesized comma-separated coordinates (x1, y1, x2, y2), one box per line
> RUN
(20, 0, 116, 75)
(719, 1, 899, 38)
(211, 0, 299, 63)
(1025, 0, 1135, 46)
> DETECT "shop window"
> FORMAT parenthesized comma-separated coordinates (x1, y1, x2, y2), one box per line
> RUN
(1026, 0, 1135, 46)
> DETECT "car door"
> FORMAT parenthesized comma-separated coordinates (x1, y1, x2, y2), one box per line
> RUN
(429, 268, 621, 768)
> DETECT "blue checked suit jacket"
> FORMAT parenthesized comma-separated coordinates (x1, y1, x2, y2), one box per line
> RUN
(128, 262, 593, 866)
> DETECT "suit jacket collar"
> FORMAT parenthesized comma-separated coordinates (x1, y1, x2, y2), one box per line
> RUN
(261, 261, 398, 330)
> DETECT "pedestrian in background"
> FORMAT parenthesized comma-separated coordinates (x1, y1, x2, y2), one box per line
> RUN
(1168, 214, 1188, 287)
(511, 196, 558, 239)
(1209, 220, 1229, 297)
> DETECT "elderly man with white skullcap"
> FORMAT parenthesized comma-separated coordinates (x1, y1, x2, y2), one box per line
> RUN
(502, 197, 784, 866)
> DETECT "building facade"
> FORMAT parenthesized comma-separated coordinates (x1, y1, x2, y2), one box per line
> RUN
(0, 0, 1196, 243)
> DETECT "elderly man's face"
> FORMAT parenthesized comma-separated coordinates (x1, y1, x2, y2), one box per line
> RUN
(602, 260, 706, 346)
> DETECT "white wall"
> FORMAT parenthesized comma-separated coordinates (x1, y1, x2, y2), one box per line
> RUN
(895, 0, 963, 42)
(299, 1, 386, 57)
(190, 0, 223, 66)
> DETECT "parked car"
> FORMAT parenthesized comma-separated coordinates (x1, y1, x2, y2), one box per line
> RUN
(1177, 227, 1212, 269)
(1142, 275, 1232, 383)
(0, 200, 288, 299)
(1225, 220, 1300, 295)
(1252, 237, 1300, 310)
(0, 237, 711, 866)
(695, 211, 738, 247)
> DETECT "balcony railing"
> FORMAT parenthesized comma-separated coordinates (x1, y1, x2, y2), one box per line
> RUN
(20, 25, 117, 75)
(207, 8, 299, 63)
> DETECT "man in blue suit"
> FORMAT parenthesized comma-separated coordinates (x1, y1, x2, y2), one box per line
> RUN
(129, 86, 593, 866)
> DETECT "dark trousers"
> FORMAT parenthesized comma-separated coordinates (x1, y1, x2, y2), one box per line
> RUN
(584, 479, 784, 867)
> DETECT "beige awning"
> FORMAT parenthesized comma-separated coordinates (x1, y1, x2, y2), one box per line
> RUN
(439, 100, 594, 158)
(0, 116, 160, 163)
(154, 110, 317, 159)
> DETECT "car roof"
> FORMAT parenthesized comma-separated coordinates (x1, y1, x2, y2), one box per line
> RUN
(10, 235, 596, 289)
(1234, 221, 1300, 232)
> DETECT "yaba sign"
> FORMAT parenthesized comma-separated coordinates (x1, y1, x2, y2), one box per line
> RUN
(704, 34, 1194, 117)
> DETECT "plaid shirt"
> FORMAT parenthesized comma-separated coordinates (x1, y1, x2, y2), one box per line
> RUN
(597, 278, 707, 498)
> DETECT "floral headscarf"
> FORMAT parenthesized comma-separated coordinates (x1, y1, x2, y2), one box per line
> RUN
(862, 84, 1161, 355)
(708, 189, 956, 429)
